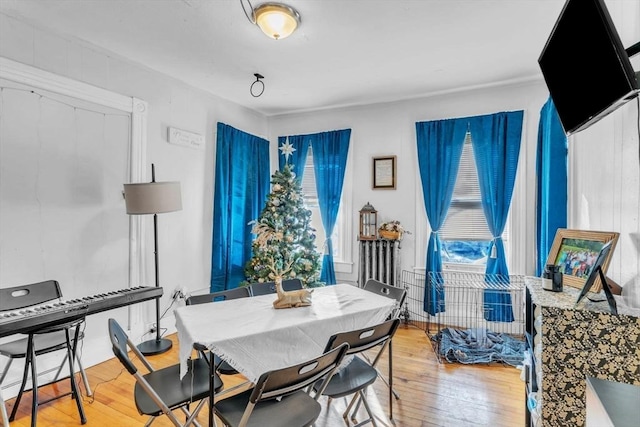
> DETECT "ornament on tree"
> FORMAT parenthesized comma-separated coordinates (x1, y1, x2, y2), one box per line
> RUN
(243, 163, 323, 288)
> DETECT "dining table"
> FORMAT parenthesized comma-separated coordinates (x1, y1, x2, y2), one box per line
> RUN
(173, 283, 398, 426)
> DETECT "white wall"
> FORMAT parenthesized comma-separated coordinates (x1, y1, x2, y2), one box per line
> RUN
(269, 80, 551, 283)
(0, 12, 268, 395)
(566, 0, 640, 291)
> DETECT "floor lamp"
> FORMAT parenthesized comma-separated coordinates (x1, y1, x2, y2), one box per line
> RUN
(124, 164, 182, 355)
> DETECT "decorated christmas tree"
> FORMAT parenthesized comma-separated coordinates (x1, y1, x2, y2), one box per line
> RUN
(243, 163, 323, 287)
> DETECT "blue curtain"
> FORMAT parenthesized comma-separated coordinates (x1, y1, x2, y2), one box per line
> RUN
(310, 129, 351, 285)
(536, 98, 567, 276)
(415, 119, 467, 314)
(469, 111, 523, 322)
(278, 135, 310, 181)
(211, 123, 270, 291)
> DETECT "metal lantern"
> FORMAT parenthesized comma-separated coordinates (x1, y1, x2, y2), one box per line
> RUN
(359, 202, 378, 240)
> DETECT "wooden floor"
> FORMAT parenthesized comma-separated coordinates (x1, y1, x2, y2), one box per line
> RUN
(3, 324, 525, 426)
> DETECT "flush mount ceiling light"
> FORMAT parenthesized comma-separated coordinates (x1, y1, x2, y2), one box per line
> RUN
(241, 0, 301, 40)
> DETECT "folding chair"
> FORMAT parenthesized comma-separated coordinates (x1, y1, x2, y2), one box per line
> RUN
(247, 278, 303, 296)
(185, 287, 251, 306)
(362, 279, 406, 419)
(186, 287, 252, 376)
(315, 318, 401, 427)
(363, 279, 407, 319)
(108, 318, 223, 427)
(214, 342, 348, 427)
(0, 280, 89, 427)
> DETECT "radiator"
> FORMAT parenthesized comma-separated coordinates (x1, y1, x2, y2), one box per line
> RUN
(358, 239, 401, 287)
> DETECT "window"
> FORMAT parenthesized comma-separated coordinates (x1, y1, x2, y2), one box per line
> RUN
(300, 146, 344, 260)
(440, 132, 509, 268)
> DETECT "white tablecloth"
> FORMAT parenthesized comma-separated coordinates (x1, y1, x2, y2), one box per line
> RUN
(174, 283, 397, 382)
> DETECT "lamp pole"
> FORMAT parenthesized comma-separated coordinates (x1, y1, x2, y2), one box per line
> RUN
(137, 164, 173, 355)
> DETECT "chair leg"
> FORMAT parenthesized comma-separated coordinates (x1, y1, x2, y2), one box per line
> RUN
(344, 393, 360, 423)
(75, 355, 92, 397)
(55, 353, 94, 399)
(388, 340, 394, 420)
(0, 358, 14, 384)
(179, 399, 207, 427)
(52, 352, 68, 382)
(1, 387, 10, 427)
(373, 369, 400, 398)
(9, 335, 34, 423)
(363, 347, 401, 400)
(357, 341, 398, 421)
(352, 389, 377, 427)
(0, 357, 13, 425)
(52, 346, 92, 397)
(66, 327, 87, 424)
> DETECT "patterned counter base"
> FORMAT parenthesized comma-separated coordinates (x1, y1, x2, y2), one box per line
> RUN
(526, 277, 640, 427)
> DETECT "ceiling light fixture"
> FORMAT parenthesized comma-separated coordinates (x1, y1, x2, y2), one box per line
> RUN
(241, 0, 301, 40)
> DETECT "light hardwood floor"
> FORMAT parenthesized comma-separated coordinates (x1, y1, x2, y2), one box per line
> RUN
(3, 324, 525, 426)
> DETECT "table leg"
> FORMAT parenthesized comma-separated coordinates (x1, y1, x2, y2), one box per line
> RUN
(209, 353, 214, 427)
(389, 340, 393, 420)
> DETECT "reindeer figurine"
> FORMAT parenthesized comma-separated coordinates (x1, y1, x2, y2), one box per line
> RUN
(266, 259, 313, 309)
(273, 277, 313, 309)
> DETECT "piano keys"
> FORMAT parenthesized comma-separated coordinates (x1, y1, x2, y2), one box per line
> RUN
(0, 286, 163, 338)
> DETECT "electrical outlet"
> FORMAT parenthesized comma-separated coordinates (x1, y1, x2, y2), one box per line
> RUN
(171, 287, 187, 300)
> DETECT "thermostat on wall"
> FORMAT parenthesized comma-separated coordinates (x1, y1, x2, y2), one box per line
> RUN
(168, 127, 204, 150)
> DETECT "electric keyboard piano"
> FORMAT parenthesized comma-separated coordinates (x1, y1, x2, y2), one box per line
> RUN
(0, 286, 163, 338)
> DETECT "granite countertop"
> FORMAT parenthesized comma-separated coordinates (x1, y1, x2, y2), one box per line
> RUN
(525, 276, 639, 316)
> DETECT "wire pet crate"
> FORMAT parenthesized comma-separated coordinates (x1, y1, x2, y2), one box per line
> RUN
(401, 270, 525, 364)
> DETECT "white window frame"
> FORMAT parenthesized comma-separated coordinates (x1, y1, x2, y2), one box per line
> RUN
(299, 145, 353, 274)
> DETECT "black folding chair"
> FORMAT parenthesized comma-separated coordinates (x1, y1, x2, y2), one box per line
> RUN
(214, 343, 348, 427)
(0, 280, 89, 427)
(248, 278, 303, 296)
(362, 279, 407, 419)
(315, 318, 401, 427)
(108, 318, 222, 426)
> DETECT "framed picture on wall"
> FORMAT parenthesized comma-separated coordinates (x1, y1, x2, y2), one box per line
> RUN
(372, 156, 396, 189)
(545, 228, 619, 292)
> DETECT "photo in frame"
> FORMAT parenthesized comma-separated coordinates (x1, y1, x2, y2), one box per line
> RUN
(372, 155, 396, 189)
(545, 228, 619, 292)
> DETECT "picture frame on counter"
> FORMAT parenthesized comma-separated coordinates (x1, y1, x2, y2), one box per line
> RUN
(545, 228, 619, 292)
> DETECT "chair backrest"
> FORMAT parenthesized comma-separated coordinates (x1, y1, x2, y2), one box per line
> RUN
(108, 318, 138, 375)
(185, 286, 251, 305)
(363, 279, 407, 316)
(249, 278, 303, 296)
(0, 280, 63, 311)
(324, 318, 400, 363)
(249, 342, 349, 404)
(108, 318, 154, 375)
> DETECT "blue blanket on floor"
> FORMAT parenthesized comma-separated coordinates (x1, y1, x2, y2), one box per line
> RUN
(437, 327, 525, 367)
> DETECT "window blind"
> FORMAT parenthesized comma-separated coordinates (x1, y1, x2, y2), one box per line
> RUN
(302, 146, 319, 207)
(440, 133, 493, 241)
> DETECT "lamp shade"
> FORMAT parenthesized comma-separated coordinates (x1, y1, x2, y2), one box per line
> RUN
(124, 182, 182, 215)
(254, 2, 300, 40)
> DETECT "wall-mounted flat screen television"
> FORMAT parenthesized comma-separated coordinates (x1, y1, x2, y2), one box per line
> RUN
(538, 0, 639, 135)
